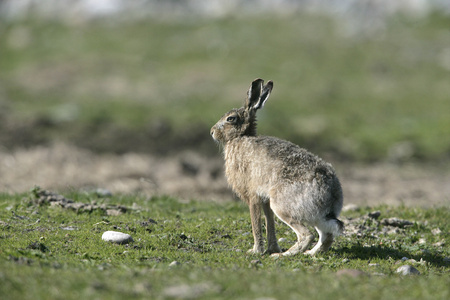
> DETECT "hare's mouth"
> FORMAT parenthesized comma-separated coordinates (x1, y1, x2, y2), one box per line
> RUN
(211, 130, 223, 146)
(210, 129, 218, 142)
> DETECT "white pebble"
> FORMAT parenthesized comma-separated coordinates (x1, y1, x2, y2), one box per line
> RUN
(169, 261, 181, 267)
(278, 238, 287, 243)
(396, 265, 420, 275)
(102, 231, 133, 244)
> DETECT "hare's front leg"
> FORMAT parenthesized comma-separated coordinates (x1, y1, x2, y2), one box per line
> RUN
(262, 201, 281, 254)
(247, 201, 264, 254)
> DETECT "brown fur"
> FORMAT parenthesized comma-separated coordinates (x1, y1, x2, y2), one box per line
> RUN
(211, 79, 343, 256)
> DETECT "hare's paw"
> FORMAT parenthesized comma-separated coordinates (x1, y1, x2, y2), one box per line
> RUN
(270, 252, 283, 258)
(247, 239, 266, 255)
(304, 243, 327, 256)
(304, 245, 327, 256)
(247, 248, 263, 255)
(304, 249, 316, 256)
(270, 250, 296, 258)
(247, 244, 264, 255)
(304, 237, 332, 256)
(264, 243, 282, 255)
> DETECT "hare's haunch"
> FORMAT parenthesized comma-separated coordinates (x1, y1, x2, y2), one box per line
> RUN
(211, 79, 344, 256)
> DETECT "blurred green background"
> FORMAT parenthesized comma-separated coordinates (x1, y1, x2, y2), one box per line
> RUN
(1, 3, 449, 162)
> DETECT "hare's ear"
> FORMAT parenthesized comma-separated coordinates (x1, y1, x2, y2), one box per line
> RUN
(245, 79, 274, 112)
(245, 78, 264, 111)
(254, 80, 273, 110)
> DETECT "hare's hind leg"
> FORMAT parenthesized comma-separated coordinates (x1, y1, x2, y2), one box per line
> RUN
(269, 210, 314, 257)
(279, 221, 314, 256)
(304, 228, 333, 256)
(305, 218, 341, 256)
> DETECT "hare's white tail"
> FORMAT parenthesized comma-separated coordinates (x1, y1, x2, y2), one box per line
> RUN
(316, 219, 343, 238)
(317, 213, 344, 237)
(329, 218, 345, 237)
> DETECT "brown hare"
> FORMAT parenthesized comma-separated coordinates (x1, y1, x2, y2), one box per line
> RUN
(210, 78, 344, 256)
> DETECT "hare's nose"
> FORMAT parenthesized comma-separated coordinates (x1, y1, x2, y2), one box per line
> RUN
(210, 129, 214, 136)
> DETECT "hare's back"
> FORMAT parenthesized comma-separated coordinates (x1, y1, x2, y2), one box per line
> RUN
(253, 136, 336, 178)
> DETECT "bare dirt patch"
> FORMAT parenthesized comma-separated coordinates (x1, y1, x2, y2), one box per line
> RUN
(0, 143, 449, 207)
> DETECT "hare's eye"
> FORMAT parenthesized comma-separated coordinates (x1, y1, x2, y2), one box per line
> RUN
(226, 116, 236, 122)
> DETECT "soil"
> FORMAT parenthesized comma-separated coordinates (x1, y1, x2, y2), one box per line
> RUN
(1, 143, 449, 207)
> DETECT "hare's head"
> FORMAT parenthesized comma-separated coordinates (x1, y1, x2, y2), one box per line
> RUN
(211, 78, 273, 144)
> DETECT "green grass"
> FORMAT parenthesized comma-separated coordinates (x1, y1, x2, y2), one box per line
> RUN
(1, 13, 450, 160)
(0, 190, 449, 299)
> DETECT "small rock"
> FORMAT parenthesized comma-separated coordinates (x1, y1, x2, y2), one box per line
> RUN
(368, 211, 381, 219)
(342, 258, 349, 263)
(386, 228, 400, 235)
(101, 231, 133, 244)
(418, 238, 426, 245)
(106, 209, 123, 216)
(396, 265, 420, 275)
(278, 238, 287, 243)
(95, 188, 112, 197)
(61, 226, 77, 231)
(431, 228, 442, 235)
(336, 269, 366, 278)
(169, 261, 181, 267)
(148, 218, 158, 224)
(381, 218, 413, 228)
(368, 263, 380, 267)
